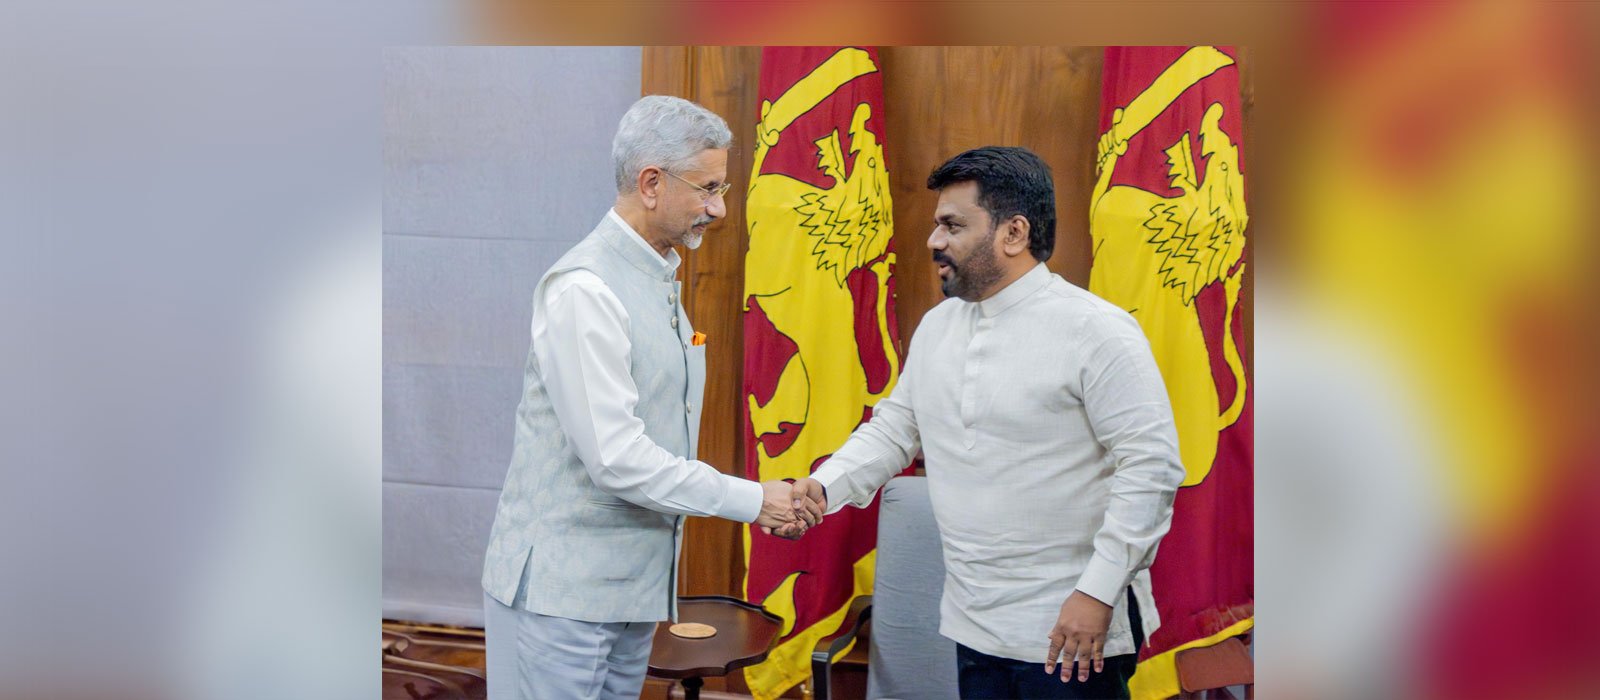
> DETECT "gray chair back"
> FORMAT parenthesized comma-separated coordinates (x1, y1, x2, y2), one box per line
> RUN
(867, 476, 959, 699)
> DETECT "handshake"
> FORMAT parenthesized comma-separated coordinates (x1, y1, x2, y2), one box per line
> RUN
(754, 478, 828, 540)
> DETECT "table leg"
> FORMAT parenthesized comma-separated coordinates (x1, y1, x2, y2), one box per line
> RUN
(680, 676, 703, 700)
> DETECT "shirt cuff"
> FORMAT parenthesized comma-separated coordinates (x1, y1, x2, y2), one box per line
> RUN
(1074, 554, 1131, 607)
(714, 474, 764, 523)
(809, 466, 849, 516)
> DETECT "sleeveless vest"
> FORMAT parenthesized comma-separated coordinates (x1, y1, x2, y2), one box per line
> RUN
(481, 214, 705, 621)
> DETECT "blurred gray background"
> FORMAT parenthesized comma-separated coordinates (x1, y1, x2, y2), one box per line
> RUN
(383, 46, 642, 626)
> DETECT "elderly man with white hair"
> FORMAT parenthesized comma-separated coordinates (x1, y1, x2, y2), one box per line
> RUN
(479, 95, 821, 700)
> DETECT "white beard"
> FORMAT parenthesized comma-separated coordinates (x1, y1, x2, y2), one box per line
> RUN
(683, 230, 703, 250)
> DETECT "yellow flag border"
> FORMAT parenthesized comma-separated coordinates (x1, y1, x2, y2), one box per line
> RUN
(1129, 616, 1255, 700)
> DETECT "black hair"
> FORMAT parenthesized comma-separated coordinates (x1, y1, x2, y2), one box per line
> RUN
(925, 146, 1057, 262)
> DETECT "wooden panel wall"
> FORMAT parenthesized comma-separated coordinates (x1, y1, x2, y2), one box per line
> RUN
(879, 46, 1107, 341)
(641, 46, 760, 697)
(642, 47, 766, 605)
(643, 40, 1254, 612)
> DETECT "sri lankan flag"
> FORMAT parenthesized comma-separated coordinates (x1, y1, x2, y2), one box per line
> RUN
(1088, 46, 1255, 700)
(741, 46, 910, 700)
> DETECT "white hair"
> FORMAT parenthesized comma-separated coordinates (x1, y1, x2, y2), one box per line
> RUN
(612, 95, 733, 194)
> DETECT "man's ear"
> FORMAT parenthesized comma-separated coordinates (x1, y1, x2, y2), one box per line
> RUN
(1001, 215, 1032, 257)
(636, 167, 663, 210)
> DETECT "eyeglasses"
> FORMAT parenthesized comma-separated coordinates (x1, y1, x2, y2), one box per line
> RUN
(663, 170, 733, 203)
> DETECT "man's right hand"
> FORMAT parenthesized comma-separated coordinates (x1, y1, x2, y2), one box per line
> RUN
(755, 480, 804, 533)
(770, 478, 827, 539)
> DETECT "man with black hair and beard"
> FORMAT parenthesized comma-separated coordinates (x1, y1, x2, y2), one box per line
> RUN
(779, 146, 1186, 699)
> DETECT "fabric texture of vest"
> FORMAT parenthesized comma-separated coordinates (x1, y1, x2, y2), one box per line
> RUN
(481, 214, 706, 622)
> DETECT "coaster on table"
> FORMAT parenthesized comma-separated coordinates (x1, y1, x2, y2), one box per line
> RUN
(668, 622, 717, 639)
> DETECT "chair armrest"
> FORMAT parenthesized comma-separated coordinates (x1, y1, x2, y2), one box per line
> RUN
(809, 595, 873, 700)
(812, 595, 873, 665)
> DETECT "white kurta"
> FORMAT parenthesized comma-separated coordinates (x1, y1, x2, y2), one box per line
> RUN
(812, 262, 1184, 662)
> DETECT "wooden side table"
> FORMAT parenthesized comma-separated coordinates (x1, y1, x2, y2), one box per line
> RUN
(647, 596, 782, 700)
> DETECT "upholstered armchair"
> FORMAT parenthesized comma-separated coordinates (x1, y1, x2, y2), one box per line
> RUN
(810, 477, 959, 700)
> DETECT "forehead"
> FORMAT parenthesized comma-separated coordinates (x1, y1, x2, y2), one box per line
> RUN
(679, 148, 729, 177)
(934, 180, 984, 219)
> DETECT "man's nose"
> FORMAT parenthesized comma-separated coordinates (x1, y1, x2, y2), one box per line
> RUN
(707, 193, 727, 220)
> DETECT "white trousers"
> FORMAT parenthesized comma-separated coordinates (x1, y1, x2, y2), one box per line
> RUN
(483, 592, 656, 700)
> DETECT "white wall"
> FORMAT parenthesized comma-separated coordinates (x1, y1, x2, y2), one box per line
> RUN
(382, 46, 641, 626)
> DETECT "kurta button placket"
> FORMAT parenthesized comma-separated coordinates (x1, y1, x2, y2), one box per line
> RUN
(961, 314, 990, 450)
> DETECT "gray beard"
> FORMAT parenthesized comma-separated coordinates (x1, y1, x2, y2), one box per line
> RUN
(684, 217, 712, 250)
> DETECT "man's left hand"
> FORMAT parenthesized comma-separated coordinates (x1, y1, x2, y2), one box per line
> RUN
(1045, 590, 1113, 683)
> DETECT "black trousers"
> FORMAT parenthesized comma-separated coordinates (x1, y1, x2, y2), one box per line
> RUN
(956, 589, 1145, 700)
